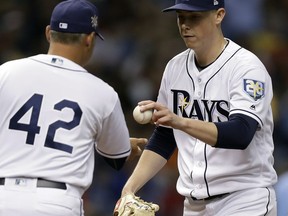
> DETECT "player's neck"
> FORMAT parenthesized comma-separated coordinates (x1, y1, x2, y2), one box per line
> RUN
(194, 38, 228, 68)
(47, 43, 88, 66)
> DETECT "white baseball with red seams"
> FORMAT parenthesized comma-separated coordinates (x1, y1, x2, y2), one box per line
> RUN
(133, 105, 153, 124)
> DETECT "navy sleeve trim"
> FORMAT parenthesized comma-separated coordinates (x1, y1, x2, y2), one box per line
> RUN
(103, 156, 127, 171)
(230, 109, 263, 126)
(145, 126, 177, 160)
(214, 113, 258, 150)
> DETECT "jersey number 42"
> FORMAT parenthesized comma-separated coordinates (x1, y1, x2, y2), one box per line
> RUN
(8, 93, 83, 154)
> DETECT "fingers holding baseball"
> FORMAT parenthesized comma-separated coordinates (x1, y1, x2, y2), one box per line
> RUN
(133, 105, 153, 124)
(153, 106, 180, 127)
(136, 101, 180, 128)
(138, 100, 155, 106)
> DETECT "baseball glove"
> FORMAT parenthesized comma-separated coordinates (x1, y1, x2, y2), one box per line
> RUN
(113, 194, 159, 216)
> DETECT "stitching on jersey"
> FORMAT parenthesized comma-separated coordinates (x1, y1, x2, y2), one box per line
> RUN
(203, 144, 210, 197)
(203, 47, 242, 99)
(202, 47, 242, 198)
(264, 187, 271, 216)
(186, 49, 195, 92)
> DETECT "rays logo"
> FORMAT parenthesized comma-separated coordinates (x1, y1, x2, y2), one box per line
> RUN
(214, 0, 219, 5)
(91, 15, 98, 30)
(243, 79, 265, 101)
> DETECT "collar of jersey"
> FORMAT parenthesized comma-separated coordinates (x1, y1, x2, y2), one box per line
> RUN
(29, 54, 87, 73)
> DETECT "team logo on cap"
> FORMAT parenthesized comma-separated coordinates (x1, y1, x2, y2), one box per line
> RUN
(243, 79, 265, 101)
(214, 0, 219, 5)
(91, 15, 98, 30)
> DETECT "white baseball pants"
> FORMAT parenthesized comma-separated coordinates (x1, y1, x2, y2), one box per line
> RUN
(183, 187, 277, 216)
(0, 177, 84, 216)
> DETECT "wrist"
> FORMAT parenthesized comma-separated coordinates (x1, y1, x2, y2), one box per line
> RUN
(173, 116, 188, 130)
(121, 189, 135, 197)
(121, 184, 138, 197)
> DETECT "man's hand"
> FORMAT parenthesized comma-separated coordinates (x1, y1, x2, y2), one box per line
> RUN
(127, 138, 147, 161)
(138, 100, 181, 128)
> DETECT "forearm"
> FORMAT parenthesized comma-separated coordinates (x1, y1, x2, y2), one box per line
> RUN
(173, 114, 258, 149)
(121, 149, 167, 196)
(140, 101, 218, 146)
(174, 117, 218, 146)
(138, 101, 256, 149)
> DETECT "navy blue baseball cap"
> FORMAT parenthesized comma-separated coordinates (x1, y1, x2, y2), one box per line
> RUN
(50, 0, 104, 40)
(163, 0, 225, 12)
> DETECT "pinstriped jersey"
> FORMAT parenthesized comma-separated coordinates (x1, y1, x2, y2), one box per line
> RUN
(157, 39, 277, 199)
(0, 54, 131, 193)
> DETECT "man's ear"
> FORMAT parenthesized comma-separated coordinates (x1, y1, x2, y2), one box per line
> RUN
(215, 8, 225, 24)
(45, 25, 51, 43)
(86, 32, 96, 47)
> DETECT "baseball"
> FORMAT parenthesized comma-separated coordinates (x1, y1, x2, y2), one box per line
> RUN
(133, 105, 153, 124)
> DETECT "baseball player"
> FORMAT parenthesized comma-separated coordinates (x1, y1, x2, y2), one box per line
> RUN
(117, 0, 278, 215)
(0, 1, 145, 216)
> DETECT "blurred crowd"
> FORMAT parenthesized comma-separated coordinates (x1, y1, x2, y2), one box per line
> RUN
(0, 0, 287, 215)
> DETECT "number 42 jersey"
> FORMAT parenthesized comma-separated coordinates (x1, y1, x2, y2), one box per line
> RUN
(0, 54, 131, 194)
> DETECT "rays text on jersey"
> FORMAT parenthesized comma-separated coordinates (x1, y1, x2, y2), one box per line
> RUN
(171, 89, 229, 122)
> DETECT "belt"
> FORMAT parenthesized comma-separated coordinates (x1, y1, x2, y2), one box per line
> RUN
(191, 193, 229, 201)
(0, 178, 67, 190)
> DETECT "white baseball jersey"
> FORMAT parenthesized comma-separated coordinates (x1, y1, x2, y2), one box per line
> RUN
(157, 39, 277, 199)
(0, 54, 131, 194)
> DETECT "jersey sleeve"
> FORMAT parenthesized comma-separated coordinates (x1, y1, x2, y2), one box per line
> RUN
(229, 53, 273, 127)
(157, 64, 170, 106)
(95, 99, 131, 159)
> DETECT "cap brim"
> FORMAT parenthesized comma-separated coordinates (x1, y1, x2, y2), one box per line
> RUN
(96, 32, 104, 40)
(162, 3, 212, 12)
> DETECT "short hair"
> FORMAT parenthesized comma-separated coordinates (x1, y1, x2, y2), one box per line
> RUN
(49, 30, 86, 44)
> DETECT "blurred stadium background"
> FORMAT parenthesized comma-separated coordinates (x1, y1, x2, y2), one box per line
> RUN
(0, 0, 287, 215)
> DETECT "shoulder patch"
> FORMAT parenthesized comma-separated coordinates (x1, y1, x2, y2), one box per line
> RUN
(243, 79, 265, 101)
